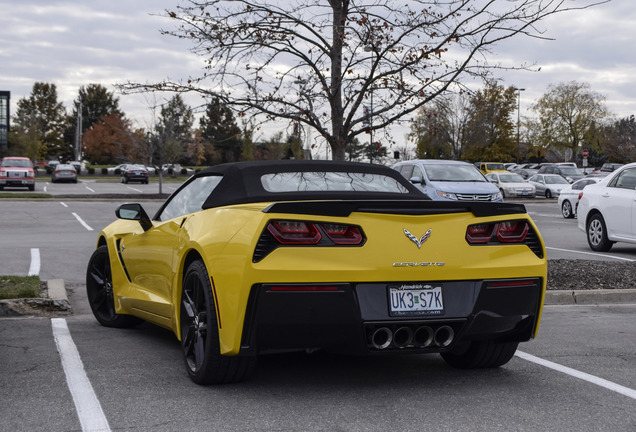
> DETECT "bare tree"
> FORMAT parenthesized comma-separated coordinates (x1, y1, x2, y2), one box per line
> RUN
(121, 0, 604, 160)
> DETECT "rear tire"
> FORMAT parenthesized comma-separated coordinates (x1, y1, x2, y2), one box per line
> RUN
(180, 260, 256, 384)
(441, 340, 519, 369)
(561, 200, 574, 218)
(545, 190, 552, 199)
(587, 213, 614, 252)
(86, 246, 142, 328)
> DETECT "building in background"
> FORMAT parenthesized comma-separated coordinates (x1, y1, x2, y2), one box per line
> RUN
(0, 91, 9, 152)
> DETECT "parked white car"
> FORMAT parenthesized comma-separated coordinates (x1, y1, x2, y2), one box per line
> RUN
(485, 172, 535, 198)
(527, 174, 570, 198)
(577, 163, 636, 251)
(557, 177, 604, 219)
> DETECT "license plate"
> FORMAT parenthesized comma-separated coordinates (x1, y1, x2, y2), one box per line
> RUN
(389, 284, 444, 316)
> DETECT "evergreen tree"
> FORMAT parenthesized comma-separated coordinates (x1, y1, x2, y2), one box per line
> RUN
(200, 97, 242, 163)
(12, 82, 68, 160)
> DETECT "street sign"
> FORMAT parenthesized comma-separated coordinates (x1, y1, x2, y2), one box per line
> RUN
(582, 149, 589, 158)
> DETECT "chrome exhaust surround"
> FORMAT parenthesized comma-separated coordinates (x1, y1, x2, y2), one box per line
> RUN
(371, 327, 393, 350)
(434, 325, 454, 347)
(413, 326, 434, 347)
(392, 327, 414, 348)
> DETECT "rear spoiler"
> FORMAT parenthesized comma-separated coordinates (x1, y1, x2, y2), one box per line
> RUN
(263, 200, 527, 218)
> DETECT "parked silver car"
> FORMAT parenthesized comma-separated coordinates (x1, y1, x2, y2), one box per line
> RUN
(485, 172, 535, 198)
(527, 174, 569, 198)
(51, 164, 78, 183)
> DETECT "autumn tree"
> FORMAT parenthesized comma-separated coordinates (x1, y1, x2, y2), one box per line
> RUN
(83, 113, 143, 164)
(530, 81, 609, 162)
(462, 83, 517, 161)
(121, 0, 601, 160)
(12, 82, 68, 160)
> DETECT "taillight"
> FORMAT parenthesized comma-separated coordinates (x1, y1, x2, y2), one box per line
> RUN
(496, 221, 529, 242)
(320, 223, 363, 245)
(267, 220, 321, 244)
(578, 192, 583, 200)
(254, 220, 366, 262)
(466, 220, 531, 244)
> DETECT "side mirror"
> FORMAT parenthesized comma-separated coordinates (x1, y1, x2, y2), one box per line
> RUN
(116, 203, 153, 232)
(409, 176, 422, 184)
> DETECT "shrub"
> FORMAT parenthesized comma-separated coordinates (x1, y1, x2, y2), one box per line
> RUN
(101, 168, 108, 175)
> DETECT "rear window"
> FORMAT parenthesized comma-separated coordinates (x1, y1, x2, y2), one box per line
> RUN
(1, 158, 32, 168)
(261, 171, 409, 193)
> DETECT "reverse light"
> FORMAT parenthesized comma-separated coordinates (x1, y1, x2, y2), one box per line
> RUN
(466, 223, 496, 243)
(319, 223, 363, 245)
(496, 221, 529, 242)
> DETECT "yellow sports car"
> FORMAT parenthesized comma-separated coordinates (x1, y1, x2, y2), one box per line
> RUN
(86, 161, 547, 384)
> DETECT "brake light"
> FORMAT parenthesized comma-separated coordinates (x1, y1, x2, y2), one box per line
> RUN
(496, 221, 529, 242)
(319, 223, 363, 245)
(267, 220, 321, 244)
(466, 220, 530, 244)
(579, 192, 583, 200)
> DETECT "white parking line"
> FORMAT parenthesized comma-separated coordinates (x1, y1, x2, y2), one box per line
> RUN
(72, 212, 94, 231)
(516, 350, 636, 400)
(546, 246, 636, 262)
(51, 318, 111, 432)
(28, 248, 40, 276)
(60, 202, 68, 208)
(85, 186, 95, 193)
(126, 186, 143, 193)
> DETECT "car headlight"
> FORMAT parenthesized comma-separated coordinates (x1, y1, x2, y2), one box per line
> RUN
(436, 190, 458, 200)
(493, 191, 503, 200)
(506, 186, 515, 192)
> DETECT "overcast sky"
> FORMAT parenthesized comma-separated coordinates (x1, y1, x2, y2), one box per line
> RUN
(1, 0, 635, 155)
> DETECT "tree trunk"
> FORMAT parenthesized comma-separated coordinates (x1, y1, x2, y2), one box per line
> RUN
(329, 0, 348, 160)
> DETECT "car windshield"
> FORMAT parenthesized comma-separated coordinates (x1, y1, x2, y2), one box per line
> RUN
(545, 176, 570, 184)
(424, 165, 486, 182)
(1, 159, 31, 168)
(559, 167, 583, 175)
(499, 173, 526, 183)
(486, 163, 505, 171)
(261, 171, 410, 193)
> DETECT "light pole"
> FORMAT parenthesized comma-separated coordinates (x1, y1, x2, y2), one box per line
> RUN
(514, 87, 525, 163)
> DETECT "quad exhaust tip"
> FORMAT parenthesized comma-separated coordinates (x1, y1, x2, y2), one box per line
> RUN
(369, 324, 455, 350)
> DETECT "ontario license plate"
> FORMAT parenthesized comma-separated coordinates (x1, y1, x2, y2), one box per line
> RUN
(389, 284, 444, 316)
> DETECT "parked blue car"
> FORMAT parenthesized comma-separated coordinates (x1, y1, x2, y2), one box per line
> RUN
(393, 159, 503, 202)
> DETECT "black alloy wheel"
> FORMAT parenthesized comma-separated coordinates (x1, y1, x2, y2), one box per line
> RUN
(587, 213, 614, 252)
(86, 245, 141, 328)
(561, 200, 574, 218)
(180, 259, 256, 385)
(441, 340, 519, 369)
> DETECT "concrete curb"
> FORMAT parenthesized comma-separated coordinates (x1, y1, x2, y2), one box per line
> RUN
(544, 289, 636, 305)
(0, 279, 72, 317)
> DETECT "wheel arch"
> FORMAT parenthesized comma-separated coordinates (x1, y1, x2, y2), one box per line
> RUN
(585, 208, 603, 229)
(173, 247, 210, 341)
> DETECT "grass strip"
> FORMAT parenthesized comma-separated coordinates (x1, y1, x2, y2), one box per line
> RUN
(0, 275, 41, 299)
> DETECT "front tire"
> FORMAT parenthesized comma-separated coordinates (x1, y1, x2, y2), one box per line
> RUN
(587, 213, 614, 252)
(86, 245, 142, 328)
(441, 340, 519, 369)
(180, 260, 256, 384)
(561, 200, 574, 218)
(545, 189, 552, 199)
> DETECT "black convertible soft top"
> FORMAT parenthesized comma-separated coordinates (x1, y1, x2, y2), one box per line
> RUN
(196, 160, 428, 208)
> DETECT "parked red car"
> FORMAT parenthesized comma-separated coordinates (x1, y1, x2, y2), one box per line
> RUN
(0, 157, 35, 191)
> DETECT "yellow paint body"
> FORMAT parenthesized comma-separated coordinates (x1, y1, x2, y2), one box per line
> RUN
(97, 202, 547, 356)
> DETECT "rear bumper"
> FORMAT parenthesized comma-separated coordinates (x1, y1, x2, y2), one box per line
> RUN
(239, 278, 543, 355)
